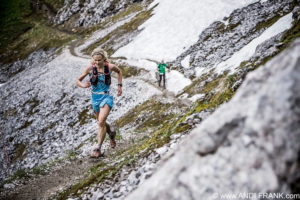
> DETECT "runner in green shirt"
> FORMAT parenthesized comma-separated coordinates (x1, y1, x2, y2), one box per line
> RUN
(158, 60, 168, 88)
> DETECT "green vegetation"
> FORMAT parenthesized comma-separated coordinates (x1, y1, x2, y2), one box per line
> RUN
(43, 0, 65, 12)
(80, 2, 145, 37)
(117, 63, 143, 78)
(1, 164, 50, 187)
(0, 0, 33, 51)
(116, 97, 174, 131)
(0, 169, 27, 187)
(115, 129, 123, 141)
(0, 0, 75, 64)
(32, 164, 48, 175)
(66, 149, 79, 161)
(109, 3, 144, 25)
(174, 124, 192, 133)
(4, 20, 74, 63)
(78, 109, 94, 125)
(4, 108, 18, 117)
(11, 143, 28, 163)
(192, 73, 237, 113)
(278, 17, 300, 49)
(9, 169, 27, 180)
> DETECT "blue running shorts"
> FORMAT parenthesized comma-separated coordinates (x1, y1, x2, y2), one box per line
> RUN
(91, 94, 114, 113)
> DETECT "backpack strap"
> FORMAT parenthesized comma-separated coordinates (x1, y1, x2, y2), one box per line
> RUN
(90, 65, 99, 86)
(104, 62, 111, 85)
(89, 64, 96, 75)
(104, 62, 110, 75)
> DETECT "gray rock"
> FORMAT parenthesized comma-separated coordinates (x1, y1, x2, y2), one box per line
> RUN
(92, 191, 104, 200)
(3, 183, 15, 189)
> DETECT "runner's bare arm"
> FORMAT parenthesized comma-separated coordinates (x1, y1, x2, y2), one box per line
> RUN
(110, 64, 122, 96)
(76, 66, 92, 88)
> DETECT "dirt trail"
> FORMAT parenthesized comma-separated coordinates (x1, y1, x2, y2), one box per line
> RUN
(69, 36, 90, 59)
(0, 140, 130, 200)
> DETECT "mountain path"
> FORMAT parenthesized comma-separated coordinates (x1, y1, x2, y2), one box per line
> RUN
(0, 139, 134, 200)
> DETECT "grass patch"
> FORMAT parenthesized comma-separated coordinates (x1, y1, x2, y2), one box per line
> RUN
(109, 3, 144, 25)
(56, 156, 135, 200)
(43, 0, 65, 12)
(1, 17, 75, 64)
(31, 164, 48, 175)
(115, 129, 122, 140)
(78, 109, 94, 125)
(255, 14, 282, 32)
(116, 97, 173, 130)
(174, 124, 192, 133)
(66, 149, 79, 161)
(0, 0, 32, 50)
(118, 64, 142, 78)
(278, 17, 300, 49)
(11, 143, 28, 163)
(0, 169, 27, 187)
(193, 74, 236, 113)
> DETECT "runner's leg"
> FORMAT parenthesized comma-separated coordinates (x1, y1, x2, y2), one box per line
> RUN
(95, 112, 111, 135)
(97, 104, 111, 150)
(163, 73, 166, 88)
(159, 74, 162, 87)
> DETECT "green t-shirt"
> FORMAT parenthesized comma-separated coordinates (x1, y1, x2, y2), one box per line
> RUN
(158, 63, 167, 73)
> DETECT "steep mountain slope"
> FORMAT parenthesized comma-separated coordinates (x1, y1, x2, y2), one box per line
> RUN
(0, 0, 299, 199)
(126, 38, 300, 200)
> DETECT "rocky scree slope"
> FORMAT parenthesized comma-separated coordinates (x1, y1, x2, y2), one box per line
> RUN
(172, 0, 297, 78)
(54, 0, 149, 27)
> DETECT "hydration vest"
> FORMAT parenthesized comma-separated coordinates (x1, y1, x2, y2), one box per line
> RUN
(90, 62, 111, 86)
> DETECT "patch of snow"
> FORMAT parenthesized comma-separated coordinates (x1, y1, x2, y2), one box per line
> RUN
(189, 94, 206, 102)
(155, 146, 168, 155)
(179, 93, 189, 99)
(195, 67, 211, 78)
(166, 70, 191, 95)
(215, 13, 293, 74)
(181, 55, 190, 68)
(222, 19, 229, 26)
(124, 58, 157, 72)
(113, 0, 258, 61)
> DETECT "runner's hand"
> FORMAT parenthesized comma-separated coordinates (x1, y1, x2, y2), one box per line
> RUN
(82, 82, 91, 88)
(118, 86, 122, 96)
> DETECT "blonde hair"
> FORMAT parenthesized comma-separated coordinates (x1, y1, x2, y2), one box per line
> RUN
(91, 48, 108, 64)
